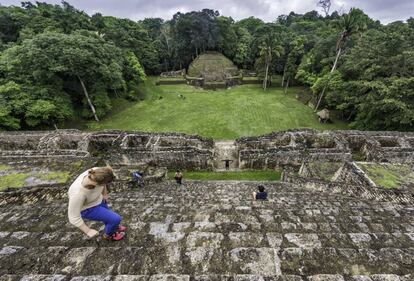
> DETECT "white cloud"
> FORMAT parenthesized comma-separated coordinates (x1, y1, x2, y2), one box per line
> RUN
(1, 0, 412, 23)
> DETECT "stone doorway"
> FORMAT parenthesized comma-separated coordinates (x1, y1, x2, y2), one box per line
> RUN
(213, 141, 239, 171)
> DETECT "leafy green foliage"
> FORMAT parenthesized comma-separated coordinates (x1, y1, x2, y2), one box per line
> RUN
(0, 31, 139, 128)
(0, 2, 412, 132)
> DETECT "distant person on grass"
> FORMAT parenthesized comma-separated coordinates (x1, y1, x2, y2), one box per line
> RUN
(68, 167, 126, 241)
(253, 185, 268, 200)
(174, 170, 183, 185)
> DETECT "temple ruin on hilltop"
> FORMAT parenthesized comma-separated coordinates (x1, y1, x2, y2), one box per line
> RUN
(159, 51, 246, 89)
(186, 51, 242, 89)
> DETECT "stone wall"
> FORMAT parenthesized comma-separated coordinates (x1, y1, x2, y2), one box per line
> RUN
(1, 129, 413, 205)
(341, 130, 414, 163)
(236, 129, 414, 169)
(1, 129, 413, 173)
(284, 169, 414, 205)
(236, 130, 351, 170)
(0, 130, 215, 171)
(332, 161, 376, 187)
(0, 174, 167, 207)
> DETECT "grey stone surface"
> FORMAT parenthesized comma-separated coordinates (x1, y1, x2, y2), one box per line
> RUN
(0, 178, 413, 278)
(230, 248, 281, 275)
(20, 275, 67, 281)
(308, 275, 345, 281)
(370, 275, 402, 281)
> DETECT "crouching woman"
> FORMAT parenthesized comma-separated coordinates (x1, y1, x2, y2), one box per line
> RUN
(68, 167, 126, 241)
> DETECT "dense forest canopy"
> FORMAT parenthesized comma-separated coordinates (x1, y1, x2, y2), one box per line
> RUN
(0, 1, 413, 131)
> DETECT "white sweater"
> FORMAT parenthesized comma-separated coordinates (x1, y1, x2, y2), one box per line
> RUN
(67, 169, 104, 227)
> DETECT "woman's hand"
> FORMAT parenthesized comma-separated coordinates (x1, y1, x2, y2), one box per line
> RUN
(86, 228, 99, 238)
(103, 194, 109, 203)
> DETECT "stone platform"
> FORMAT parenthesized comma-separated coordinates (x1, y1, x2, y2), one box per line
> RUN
(0, 181, 413, 280)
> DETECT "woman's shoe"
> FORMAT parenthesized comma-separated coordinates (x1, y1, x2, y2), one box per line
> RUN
(103, 231, 125, 241)
(117, 225, 127, 232)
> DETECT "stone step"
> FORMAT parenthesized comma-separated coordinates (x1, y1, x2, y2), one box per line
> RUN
(0, 246, 413, 276)
(1, 274, 413, 281)
(0, 181, 412, 277)
(1, 207, 412, 235)
(0, 229, 413, 249)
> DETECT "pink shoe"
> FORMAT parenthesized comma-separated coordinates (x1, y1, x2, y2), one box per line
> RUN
(103, 231, 125, 241)
(117, 225, 127, 232)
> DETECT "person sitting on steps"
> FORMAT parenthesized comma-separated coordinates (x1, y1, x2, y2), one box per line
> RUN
(174, 170, 183, 185)
(68, 166, 126, 241)
(252, 185, 268, 200)
(131, 170, 144, 188)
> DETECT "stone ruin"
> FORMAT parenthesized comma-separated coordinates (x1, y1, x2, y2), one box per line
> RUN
(0, 129, 413, 280)
(186, 52, 242, 89)
(160, 69, 186, 78)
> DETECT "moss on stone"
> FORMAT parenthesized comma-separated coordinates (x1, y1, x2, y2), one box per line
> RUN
(307, 162, 342, 181)
(70, 160, 84, 171)
(38, 171, 71, 183)
(0, 170, 71, 190)
(0, 164, 11, 171)
(0, 173, 31, 190)
(358, 163, 413, 189)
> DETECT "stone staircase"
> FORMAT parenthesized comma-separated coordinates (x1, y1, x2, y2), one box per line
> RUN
(0, 181, 413, 280)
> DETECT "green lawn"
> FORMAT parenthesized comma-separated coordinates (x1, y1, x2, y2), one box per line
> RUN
(167, 170, 281, 181)
(88, 78, 348, 139)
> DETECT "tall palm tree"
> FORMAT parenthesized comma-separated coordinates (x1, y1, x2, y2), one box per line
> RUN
(257, 24, 283, 90)
(315, 8, 366, 111)
(283, 36, 306, 94)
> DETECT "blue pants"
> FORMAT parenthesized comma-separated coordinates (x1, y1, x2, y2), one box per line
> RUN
(81, 201, 121, 235)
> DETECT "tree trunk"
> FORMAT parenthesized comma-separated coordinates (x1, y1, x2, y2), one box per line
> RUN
(314, 47, 342, 112)
(331, 47, 341, 73)
(263, 59, 269, 91)
(284, 77, 290, 94)
(281, 71, 285, 87)
(78, 75, 99, 122)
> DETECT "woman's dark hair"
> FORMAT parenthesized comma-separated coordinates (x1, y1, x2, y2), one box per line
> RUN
(258, 185, 265, 192)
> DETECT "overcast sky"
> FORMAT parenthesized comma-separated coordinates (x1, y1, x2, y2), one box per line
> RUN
(1, 0, 413, 24)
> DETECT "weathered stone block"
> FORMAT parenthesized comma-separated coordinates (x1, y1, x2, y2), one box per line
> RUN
(113, 275, 149, 281)
(20, 275, 67, 281)
(229, 247, 281, 275)
(307, 275, 345, 281)
(228, 232, 264, 248)
(148, 275, 190, 281)
(69, 277, 111, 281)
(370, 275, 401, 281)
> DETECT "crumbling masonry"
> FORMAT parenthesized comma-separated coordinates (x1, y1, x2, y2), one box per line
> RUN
(0, 129, 413, 280)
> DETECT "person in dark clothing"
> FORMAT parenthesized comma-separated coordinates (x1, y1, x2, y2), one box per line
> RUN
(174, 170, 183, 185)
(131, 171, 144, 188)
(252, 185, 268, 200)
